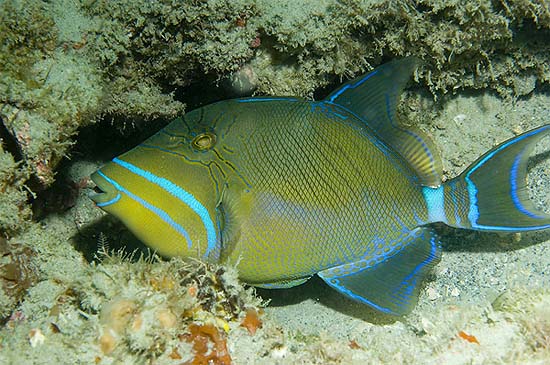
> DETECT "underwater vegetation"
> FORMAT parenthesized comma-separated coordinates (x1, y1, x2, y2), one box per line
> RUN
(1, 246, 265, 364)
(0, 236, 39, 320)
(0, 0, 550, 364)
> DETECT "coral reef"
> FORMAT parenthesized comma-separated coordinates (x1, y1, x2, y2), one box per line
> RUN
(1, 1, 550, 363)
(79, 254, 263, 363)
(0, 243, 264, 364)
(492, 288, 550, 357)
(0, 0, 103, 233)
(181, 323, 232, 365)
(0, 145, 31, 233)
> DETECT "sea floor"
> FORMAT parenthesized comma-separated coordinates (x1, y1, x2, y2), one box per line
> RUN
(1, 90, 549, 364)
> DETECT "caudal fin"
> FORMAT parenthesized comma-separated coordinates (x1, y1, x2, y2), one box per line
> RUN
(425, 125, 550, 231)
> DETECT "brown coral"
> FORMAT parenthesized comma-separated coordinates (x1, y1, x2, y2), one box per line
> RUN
(180, 323, 232, 365)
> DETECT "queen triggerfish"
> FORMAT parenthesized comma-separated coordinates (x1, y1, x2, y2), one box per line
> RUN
(90, 58, 550, 315)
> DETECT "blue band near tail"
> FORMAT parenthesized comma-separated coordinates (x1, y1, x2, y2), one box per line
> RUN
(422, 186, 446, 224)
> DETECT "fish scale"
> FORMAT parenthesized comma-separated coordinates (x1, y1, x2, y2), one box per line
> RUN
(208, 99, 427, 285)
(90, 58, 550, 315)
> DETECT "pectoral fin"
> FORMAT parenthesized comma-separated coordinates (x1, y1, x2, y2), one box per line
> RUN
(318, 227, 441, 315)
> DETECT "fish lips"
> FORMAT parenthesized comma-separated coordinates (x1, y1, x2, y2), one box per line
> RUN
(89, 171, 120, 206)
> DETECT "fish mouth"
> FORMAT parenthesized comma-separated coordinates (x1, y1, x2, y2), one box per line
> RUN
(89, 171, 120, 206)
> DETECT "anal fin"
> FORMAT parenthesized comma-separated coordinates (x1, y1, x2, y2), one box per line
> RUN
(318, 227, 441, 315)
(253, 277, 311, 289)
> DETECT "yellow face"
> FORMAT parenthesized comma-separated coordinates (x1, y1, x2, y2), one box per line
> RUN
(90, 119, 223, 262)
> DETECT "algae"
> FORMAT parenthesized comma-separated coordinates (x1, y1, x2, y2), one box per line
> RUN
(1, 0, 550, 364)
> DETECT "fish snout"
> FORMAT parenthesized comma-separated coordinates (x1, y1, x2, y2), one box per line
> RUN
(89, 171, 120, 207)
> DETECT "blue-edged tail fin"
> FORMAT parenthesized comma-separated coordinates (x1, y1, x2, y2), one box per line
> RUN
(318, 227, 441, 316)
(423, 125, 550, 231)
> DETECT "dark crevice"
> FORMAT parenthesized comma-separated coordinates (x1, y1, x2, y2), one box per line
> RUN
(0, 117, 23, 162)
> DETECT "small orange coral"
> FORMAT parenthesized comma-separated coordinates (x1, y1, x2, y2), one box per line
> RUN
(181, 323, 231, 365)
(240, 308, 262, 335)
(458, 331, 479, 344)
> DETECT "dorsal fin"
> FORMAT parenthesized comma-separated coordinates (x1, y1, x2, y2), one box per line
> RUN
(325, 58, 442, 187)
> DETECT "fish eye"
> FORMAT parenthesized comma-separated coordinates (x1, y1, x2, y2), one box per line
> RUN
(191, 132, 216, 151)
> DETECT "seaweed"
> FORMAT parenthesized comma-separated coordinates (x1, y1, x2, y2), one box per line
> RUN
(0, 237, 39, 321)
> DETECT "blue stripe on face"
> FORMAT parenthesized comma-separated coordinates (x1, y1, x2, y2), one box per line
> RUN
(112, 158, 217, 258)
(96, 191, 121, 207)
(96, 171, 192, 249)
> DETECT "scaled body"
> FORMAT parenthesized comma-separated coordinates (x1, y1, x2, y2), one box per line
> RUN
(91, 59, 550, 315)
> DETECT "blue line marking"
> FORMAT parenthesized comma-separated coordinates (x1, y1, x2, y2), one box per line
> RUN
(328, 70, 379, 102)
(310, 102, 349, 120)
(96, 171, 192, 249)
(96, 191, 121, 207)
(112, 158, 217, 257)
(320, 228, 431, 314)
(510, 149, 546, 219)
(322, 100, 397, 161)
(465, 125, 550, 230)
(390, 233, 439, 302)
(465, 127, 549, 187)
(236, 97, 298, 103)
(139, 143, 254, 191)
(328, 278, 395, 314)
(318, 267, 394, 314)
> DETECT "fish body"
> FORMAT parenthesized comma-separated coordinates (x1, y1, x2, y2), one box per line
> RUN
(91, 59, 550, 315)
